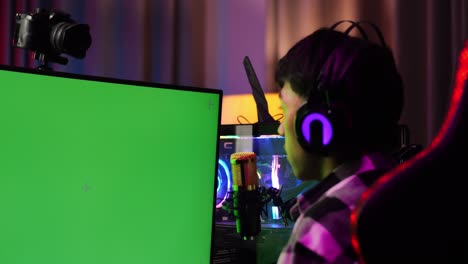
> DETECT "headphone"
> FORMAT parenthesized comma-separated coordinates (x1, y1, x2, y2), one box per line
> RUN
(294, 20, 387, 155)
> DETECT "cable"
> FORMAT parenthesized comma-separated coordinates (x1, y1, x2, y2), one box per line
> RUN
(236, 115, 252, 124)
(273, 113, 284, 122)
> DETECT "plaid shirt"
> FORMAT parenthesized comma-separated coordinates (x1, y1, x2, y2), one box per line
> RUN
(277, 153, 397, 264)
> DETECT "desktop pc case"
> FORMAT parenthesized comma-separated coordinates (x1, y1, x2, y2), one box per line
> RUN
(215, 123, 316, 223)
(213, 123, 317, 264)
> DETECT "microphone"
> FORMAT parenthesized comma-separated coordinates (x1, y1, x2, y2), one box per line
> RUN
(230, 152, 261, 240)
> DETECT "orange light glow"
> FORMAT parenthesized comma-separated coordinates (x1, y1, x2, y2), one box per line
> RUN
(221, 93, 283, 124)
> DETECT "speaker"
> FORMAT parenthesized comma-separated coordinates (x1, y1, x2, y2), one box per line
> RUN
(295, 100, 339, 155)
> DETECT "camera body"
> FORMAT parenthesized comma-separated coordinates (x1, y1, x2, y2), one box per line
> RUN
(13, 8, 91, 65)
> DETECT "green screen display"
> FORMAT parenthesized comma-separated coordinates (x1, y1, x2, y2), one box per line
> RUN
(0, 65, 222, 264)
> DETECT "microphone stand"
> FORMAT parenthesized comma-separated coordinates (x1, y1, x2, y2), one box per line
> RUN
(222, 186, 290, 237)
(222, 186, 289, 262)
(259, 186, 289, 227)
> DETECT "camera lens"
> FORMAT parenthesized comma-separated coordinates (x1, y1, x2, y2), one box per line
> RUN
(50, 22, 92, 59)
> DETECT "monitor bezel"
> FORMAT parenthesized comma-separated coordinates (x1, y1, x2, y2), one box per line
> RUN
(0, 64, 222, 95)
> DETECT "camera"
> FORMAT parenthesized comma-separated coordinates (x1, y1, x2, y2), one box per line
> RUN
(12, 8, 92, 66)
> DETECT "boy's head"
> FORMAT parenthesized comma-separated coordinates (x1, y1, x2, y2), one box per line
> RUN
(276, 21, 404, 180)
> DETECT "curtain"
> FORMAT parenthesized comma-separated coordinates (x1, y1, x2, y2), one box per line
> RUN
(1, 0, 468, 146)
(0, 0, 267, 95)
(267, 0, 468, 147)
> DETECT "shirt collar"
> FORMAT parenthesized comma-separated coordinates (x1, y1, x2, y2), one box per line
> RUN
(289, 153, 397, 220)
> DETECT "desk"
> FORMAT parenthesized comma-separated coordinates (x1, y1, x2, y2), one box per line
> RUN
(213, 220, 293, 264)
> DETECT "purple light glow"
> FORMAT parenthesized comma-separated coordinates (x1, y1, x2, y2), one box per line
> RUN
(216, 159, 231, 209)
(301, 113, 333, 145)
(271, 155, 281, 219)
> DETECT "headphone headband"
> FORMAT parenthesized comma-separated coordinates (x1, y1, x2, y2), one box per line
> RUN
(331, 20, 387, 47)
(330, 20, 369, 40)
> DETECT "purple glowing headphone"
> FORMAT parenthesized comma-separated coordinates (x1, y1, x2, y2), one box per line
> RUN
(294, 20, 387, 155)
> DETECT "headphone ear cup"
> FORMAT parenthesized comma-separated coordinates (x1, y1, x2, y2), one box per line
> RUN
(295, 103, 336, 155)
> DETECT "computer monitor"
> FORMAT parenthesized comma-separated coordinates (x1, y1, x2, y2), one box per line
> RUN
(0, 64, 222, 264)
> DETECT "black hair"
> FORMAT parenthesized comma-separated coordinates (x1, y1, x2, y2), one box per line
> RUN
(275, 22, 404, 153)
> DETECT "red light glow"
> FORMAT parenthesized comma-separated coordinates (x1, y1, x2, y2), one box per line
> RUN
(350, 40, 468, 264)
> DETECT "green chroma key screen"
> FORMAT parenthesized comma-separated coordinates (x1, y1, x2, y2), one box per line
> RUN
(0, 65, 222, 264)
